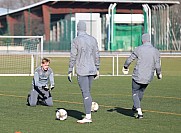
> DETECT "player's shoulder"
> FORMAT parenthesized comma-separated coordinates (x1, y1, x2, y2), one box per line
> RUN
(48, 67, 53, 73)
(133, 45, 141, 51)
(134, 43, 150, 53)
(87, 34, 96, 40)
(153, 46, 159, 51)
(73, 36, 81, 43)
(139, 42, 153, 49)
(154, 47, 160, 55)
(35, 66, 41, 72)
(74, 33, 96, 43)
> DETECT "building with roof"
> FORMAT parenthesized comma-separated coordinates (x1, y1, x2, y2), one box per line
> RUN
(0, 0, 180, 51)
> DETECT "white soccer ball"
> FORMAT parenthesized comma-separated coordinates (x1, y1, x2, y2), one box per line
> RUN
(91, 102, 99, 112)
(56, 109, 67, 120)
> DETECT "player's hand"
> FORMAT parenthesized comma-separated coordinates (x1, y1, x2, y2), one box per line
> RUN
(94, 70, 100, 80)
(42, 85, 49, 91)
(50, 85, 54, 90)
(43, 95, 48, 100)
(68, 71, 72, 82)
(157, 73, 162, 79)
(41, 93, 47, 100)
(122, 66, 129, 75)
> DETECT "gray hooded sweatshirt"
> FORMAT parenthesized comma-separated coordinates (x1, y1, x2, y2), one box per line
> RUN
(68, 21, 100, 76)
(124, 34, 161, 84)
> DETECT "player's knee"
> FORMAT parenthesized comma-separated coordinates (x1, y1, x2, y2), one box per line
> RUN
(29, 102, 37, 106)
(82, 91, 91, 98)
(132, 93, 138, 97)
(45, 97, 53, 106)
(29, 98, 37, 106)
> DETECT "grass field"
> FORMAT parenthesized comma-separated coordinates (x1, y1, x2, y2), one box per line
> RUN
(0, 57, 180, 133)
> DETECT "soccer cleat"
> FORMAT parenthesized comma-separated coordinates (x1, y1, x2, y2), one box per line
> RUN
(132, 106, 137, 112)
(135, 114, 143, 119)
(77, 118, 92, 124)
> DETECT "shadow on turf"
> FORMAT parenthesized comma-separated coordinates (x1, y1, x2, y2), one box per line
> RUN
(56, 108, 85, 120)
(107, 107, 135, 117)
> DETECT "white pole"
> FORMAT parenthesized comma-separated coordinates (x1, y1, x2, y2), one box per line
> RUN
(31, 54, 34, 76)
(40, 36, 43, 59)
(111, 3, 117, 45)
(112, 56, 114, 76)
(116, 54, 119, 76)
(146, 4, 151, 40)
(142, 4, 148, 32)
(108, 4, 112, 51)
(165, 4, 169, 50)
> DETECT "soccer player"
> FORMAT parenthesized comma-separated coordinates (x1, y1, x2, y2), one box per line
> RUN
(122, 33, 162, 119)
(68, 21, 100, 123)
(27, 58, 55, 106)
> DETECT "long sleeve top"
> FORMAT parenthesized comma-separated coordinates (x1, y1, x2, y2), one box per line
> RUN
(124, 42, 161, 84)
(68, 31, 100, 76)
(32, 66, 54, 87)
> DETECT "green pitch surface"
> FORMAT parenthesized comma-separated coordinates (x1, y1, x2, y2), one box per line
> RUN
(0, 57, 181, 133)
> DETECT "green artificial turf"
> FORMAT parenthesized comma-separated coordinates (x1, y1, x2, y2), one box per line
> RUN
(0, 57, 180, 133)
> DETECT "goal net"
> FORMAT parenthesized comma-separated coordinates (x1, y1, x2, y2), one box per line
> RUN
(0, 36, 43, 76)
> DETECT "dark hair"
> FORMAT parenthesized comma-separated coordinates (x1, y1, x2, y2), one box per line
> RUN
(41, 58, 50, 64)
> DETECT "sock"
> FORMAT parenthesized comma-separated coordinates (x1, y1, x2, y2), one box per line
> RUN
(137, 108, 143, 115)
(85, 114, 91, 119)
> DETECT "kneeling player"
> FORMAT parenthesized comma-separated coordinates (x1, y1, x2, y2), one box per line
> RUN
(27, 58, 55, 106)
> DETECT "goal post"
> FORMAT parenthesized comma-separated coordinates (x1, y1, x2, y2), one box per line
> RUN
(0, 36, 43, 76)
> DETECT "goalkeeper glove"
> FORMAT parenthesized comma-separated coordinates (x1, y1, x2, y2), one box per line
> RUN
(94, 70, 100, 80)
(42, 85, 49, 91)
(157, 73, 162, 79)
(50, 85, 54, 90)
(122, 66, 129, 75)
(68, 71, 72, 82)
(43, 95, 47, 100)
(40, 93, 47, 100)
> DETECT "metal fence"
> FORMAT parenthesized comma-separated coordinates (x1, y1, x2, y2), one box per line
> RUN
(0, 5, 180, 52)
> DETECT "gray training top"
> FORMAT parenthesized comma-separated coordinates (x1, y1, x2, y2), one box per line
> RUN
(32, 66, 54, 87)
(68, 31, 100, 76)
(124, 42, 161, 84)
